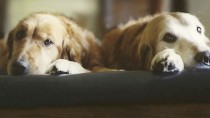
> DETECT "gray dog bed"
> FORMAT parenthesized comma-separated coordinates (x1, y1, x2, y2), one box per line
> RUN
(0, 70, 210, 107)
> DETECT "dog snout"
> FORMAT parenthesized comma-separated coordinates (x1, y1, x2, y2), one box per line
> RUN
(11, 59, 29, 75)
(195, 51, 210, 66)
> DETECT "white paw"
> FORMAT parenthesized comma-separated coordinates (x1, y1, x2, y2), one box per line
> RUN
(47, 59, 90, 75)
(150, 49, 184, 73)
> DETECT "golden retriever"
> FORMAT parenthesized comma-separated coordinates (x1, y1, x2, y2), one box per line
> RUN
(0, 12, 105, 75)
(102, 12, 210, 73)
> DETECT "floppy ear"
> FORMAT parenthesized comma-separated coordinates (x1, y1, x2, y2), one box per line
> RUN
(60, 31, 83, 63)
(58, 14, 84, 63)
(7, 29, 15, 59)
(0, 33, 6, 54)
(102, 19, 153, 70)
(0, 29, 15, 73)
(60, 38, 83, 63)
(137, 44, 154, 70)
(119, 22, 153, 70)
(136, 22, 159, 70)
(57, 14, 104, 71)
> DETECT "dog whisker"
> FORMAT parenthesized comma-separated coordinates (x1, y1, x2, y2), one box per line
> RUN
(174, 49, 182, 55)
(161, 43, 169, 50)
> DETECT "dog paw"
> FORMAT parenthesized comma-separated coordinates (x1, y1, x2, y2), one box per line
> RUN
(47, 59, 90, 75)
(150, 49, 184, 73)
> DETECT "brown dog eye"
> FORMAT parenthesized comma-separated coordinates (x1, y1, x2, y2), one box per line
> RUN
(44, 39, 53, 46)
(197, 26, 202, 34)
(163, 33, 177, 43)
(16, 30, 26, 40)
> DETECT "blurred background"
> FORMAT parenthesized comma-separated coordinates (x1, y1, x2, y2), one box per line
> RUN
(0, 0, 209, 39)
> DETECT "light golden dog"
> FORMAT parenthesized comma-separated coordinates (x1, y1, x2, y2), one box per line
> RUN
(0, 12, 105, 75)
(102, 12, 210, 72)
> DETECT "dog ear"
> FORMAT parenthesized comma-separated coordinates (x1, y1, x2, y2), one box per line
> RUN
(137, 44, 154, 70)
(60, 32, 83, 63)
(57, 15, 84, 63)
(7, 29, 15, 59)
(121, 22, 152, 70)
(136, 23, 159, 70)
(102, 20, 152, 70)
(57, 14, 104, 71)
(60, 39, 83, 63)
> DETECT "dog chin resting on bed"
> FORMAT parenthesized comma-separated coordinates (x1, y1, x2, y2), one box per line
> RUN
(102, 12, 210, 73)
(0, 12, 108, 75)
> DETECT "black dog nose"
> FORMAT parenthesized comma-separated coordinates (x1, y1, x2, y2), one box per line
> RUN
(195, 51, 210, 66)
(12, 59, 29, 75)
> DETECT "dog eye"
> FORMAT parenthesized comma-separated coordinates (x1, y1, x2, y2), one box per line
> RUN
(16, 30, 26, 40)
(163, 33, 177, 43)
(197, 26, 202, 34)
(44, 39, 53, 46)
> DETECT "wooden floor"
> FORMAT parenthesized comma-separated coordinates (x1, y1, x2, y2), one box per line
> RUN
(1, 103, 210, 118)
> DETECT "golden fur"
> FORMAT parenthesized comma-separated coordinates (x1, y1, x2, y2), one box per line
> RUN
(0, 12, 106, 75)
(102, 12, 210, 71)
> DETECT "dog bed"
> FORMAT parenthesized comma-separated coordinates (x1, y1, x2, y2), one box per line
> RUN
(0, 70, 210, 107)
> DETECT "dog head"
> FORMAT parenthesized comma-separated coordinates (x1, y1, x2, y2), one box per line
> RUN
(6, 13, 91, 75)
(139, 12, 210, 69)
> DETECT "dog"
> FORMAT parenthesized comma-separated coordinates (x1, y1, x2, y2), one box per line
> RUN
(102, 12, 210, 73)
(0, 12, 106, 75)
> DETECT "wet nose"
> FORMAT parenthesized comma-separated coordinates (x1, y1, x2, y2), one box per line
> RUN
(11, 59, 29, 75)
(195, 51, 210, 66)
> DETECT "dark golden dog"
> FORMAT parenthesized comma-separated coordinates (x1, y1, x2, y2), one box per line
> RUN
(0, 12, 105, 75)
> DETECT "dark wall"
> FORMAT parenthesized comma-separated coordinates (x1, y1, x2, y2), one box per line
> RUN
(171, 0, 188, 12)
(0, 0, 6, 38)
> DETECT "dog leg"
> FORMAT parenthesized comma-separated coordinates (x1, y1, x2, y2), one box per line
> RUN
(47, 59, 90, 75)
(150, 49, 184, 73)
